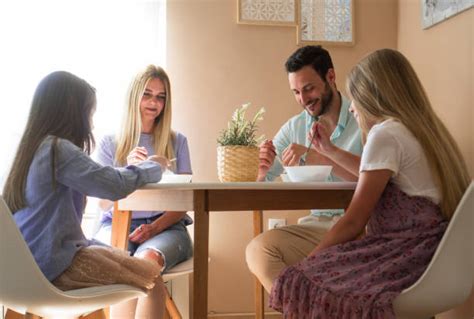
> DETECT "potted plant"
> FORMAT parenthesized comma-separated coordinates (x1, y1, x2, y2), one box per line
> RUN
(217, 103, 265, 182)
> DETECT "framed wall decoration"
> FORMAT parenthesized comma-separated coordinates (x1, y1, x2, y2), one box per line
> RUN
(297, 0, 354, 46)
(237, 0, 297, 26)
(422, 0, 473, 29)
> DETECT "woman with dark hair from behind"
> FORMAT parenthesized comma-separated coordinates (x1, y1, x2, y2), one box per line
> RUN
(2, 71, 168, 318)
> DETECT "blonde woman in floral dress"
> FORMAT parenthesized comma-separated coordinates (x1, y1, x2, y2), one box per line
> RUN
(269, 49, 471, 318)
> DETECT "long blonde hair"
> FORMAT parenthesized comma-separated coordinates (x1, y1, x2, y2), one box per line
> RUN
(3, 71, 96, 212)
(115, 65, 175, 168)
(346, 49, 470, 219)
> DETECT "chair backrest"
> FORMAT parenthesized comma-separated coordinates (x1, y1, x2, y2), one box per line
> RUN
(393, 182, 474, 317)
(0, 195, 64, 310)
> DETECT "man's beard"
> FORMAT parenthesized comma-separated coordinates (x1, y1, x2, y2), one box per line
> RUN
(306, 82, 334, 118)
(318, 82, 333, 117)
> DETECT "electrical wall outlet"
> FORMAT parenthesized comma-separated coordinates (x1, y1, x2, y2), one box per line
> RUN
(268, 218, 287, 229)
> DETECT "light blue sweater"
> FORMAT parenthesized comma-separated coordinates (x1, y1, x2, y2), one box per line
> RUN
(13, 136, 162, 281)
(267, 95, 363, 217)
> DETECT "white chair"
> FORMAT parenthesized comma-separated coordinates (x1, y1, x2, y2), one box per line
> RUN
(87, 197, 196, 319)
(162, 258, 194, 319)
(393, 182, 473, 319)
(0, 196, 146, 319)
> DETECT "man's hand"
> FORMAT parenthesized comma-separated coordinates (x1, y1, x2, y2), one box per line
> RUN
(257, 140, 276, 181)
(281, 143, 307, 166)
(304, 149, 330, 166)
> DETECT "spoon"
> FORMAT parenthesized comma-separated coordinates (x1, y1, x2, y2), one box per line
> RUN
(299, 116, 319, 166)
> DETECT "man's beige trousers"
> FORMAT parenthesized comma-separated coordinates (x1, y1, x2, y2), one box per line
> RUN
(245, 216, 338, 293)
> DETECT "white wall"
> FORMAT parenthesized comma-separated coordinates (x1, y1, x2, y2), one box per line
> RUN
(0, 0, 167, 190)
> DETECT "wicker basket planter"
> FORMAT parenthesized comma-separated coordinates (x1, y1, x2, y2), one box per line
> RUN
(217, 145, 259, 182)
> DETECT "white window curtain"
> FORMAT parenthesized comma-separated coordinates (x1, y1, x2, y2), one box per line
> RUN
(0, 0, 166, 189)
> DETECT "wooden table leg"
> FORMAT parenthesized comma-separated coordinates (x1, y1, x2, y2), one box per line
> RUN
(109, 202, 132, 319)
(253, 210, 265, 319)
(111, 202, 132, 251)
(5, 309, 27, 319)
(193, 190, 209, 319)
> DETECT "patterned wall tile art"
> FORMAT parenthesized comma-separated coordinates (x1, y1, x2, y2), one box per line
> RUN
(238, 0, 296, 26)
(237, 0, 354, 45)
(298, 0, 353, 45)
(422, 0, 473, 29)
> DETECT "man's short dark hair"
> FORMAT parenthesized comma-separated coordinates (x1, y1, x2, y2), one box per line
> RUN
(285, 45, 334, 81)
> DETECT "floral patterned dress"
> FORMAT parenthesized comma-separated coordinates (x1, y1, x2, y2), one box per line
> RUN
(269, 183, 448, 319)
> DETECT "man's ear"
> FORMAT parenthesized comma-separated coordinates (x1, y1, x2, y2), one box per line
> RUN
(326, 68, 336, 84)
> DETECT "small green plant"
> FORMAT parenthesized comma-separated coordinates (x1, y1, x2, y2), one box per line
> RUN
(217, 103, 265, 147)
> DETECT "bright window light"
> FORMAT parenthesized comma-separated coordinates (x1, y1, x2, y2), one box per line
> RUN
(0, 0, 167, 189)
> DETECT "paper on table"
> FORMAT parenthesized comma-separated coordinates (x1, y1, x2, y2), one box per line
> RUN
(158, 173, 192, 183)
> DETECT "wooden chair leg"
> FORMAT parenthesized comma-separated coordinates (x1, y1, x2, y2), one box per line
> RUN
(5, 309, 40, 319)
(5, 308, 107, 319)
(5, 309, 26, 319)
(165, 289, 182, 319)
(81, 309, 106, 319)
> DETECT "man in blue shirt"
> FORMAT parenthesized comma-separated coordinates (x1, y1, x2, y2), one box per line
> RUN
(246, 45, 363, 293)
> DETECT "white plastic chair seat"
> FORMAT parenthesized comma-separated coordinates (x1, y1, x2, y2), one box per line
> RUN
(162, 256, 211, 318)
(162, 258, 194, 282)
(162, 257, 197, 319)
(6, 285, 145, 319)
(392, 182, 473, 319)
(0, 195, 146, 319)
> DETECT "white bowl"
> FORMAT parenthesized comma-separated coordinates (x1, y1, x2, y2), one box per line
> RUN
(280, 173, 291, 182)
(284, 165, 332, 182)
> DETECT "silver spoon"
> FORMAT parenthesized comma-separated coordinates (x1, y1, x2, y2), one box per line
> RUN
(299, 116, 319, 166)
